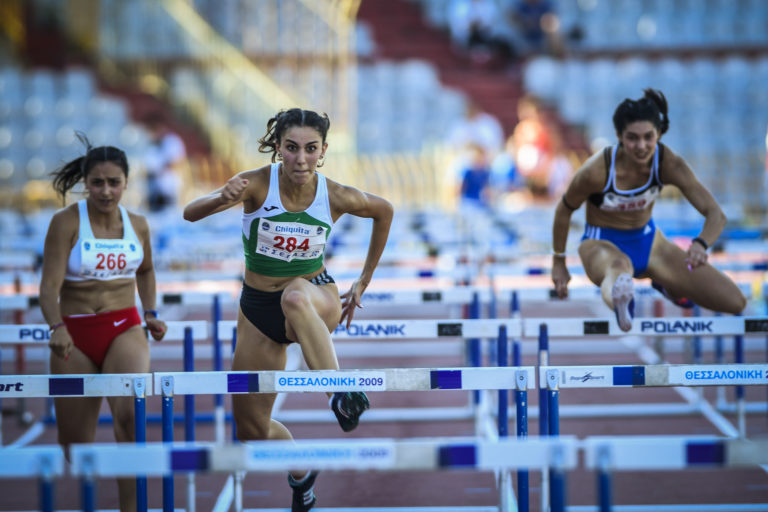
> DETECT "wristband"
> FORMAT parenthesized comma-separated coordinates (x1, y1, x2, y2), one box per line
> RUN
(552, 250, 567, 258)
(49, 322, 65, 333)
(144, 309, 159, 319)
(691, 237, 708, 251)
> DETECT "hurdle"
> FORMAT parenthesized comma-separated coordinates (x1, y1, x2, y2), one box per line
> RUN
(154, 366, 535, 512)
(539, 363, 768, 443)
(65, 436, 577, 512)
(582, 436, 768, 512)
(215, 318, 525, 424)
(0, 445, 64, 512)
(527, 316, 768, 427)
(0, 372, 151, 511)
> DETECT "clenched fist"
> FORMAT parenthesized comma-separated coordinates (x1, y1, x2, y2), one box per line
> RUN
(222, 177, 249, 203)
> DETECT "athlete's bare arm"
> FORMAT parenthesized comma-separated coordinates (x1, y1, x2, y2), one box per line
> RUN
(329, 181, 394, 326)
(39, 207, 77, 359)
(658, 147, 726, 267)
(183, 167, 269, 221)
(551, 153, 607, 298)
(131, 212, 166, 340)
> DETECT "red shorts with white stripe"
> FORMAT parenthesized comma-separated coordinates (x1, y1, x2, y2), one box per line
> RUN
(63, 307, 142, 368)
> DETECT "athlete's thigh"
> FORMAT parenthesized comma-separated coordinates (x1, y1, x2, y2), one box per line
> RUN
(50, 350, 102, 443)
(101, 325, 150, 374)
(100, 326, 150, 428)
(231, 309, 288, 423)
(285, 279, 342, 331)
(645, 231, 743, 308)
(578, 239, 633, 284)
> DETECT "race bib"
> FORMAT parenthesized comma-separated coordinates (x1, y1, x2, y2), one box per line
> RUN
(256, 219, 327, 262)
(80, 238, 142, 279)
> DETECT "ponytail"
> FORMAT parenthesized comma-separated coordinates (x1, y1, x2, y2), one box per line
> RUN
(50, 132, 129, 202)
(612, 88, 669, 136)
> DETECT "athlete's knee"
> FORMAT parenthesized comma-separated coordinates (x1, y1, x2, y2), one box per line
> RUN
(281, 288, 311, 316)
(111, 408, 136, 441)
(725, 290, 747, 315)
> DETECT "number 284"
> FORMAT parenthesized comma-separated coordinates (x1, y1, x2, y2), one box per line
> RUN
(273, 236, 309, 252)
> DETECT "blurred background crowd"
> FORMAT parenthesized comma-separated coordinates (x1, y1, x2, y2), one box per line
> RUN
(0, 0, 766, 219)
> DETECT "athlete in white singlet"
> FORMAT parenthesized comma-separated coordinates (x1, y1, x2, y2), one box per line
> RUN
(39, 136, 166, 512)
(551, 89, 746, 331)
(184, 109, 393, 512)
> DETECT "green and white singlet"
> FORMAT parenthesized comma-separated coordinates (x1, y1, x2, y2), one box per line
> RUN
(242, 163, 333, 277)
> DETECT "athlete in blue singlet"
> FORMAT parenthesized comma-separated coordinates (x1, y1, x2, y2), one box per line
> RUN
(184, 109, 393, 512)
(551, 89, 746, 331)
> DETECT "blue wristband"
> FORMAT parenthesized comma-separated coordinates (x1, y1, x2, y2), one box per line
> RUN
(144, 309, 159, 319)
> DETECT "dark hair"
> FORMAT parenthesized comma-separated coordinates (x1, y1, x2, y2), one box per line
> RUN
(257, 108, 331, 163)
(50, 132, 129, 201)
(612, 88, 669, 136)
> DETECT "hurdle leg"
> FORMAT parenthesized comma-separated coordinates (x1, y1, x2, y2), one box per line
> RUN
(212, 294, 226, 444)
(183, 326, 197, 512)
(161, 377, 175, 512)
(596, 444, 612, 512)
(515, 370, 529, 512)
(39, 454, 55, 512)
(134, 377, 148, 512)
(538, 324, 550, 512)
(735, 333, 746, 436)
(80, 454, 95, 512)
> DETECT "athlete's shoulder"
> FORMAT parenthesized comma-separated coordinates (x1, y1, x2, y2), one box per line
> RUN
(125, 208, 150, 233)
(50, 202, 79, 226)
(571, 149, 609, 191)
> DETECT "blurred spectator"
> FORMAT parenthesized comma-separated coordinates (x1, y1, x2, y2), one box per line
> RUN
(447, 101, 505, 200)
(459, 143, 493, 211)
(447, 100, 505, 158)
(448, 0, 515, 65)
(491, 134, 523, 194)
(547, 148, 574, 199)
(509, 0, 563, 56)
(144, 113, 186, 213)
(511, 95, 554, 196)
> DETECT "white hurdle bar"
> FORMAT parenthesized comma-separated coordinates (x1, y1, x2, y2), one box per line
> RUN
(215, 320, 525, 425)
(0, 321, 209, 344)
(217, 318, 524, 340)
(154, 367, 536, 395)
(69, 437, 577, 475)
(540, 364, 768, 389)
(524, 316, 768, 338)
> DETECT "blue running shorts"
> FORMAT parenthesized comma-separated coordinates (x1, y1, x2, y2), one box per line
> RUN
(580, 219, 656, 277)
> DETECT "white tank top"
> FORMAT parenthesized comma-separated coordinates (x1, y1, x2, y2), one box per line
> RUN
(65, 200, 144, 282)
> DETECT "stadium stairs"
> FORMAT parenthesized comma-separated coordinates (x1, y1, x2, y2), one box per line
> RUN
(357, 0, 588, 154)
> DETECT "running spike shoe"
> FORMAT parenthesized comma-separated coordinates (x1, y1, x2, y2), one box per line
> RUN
(330, 391, 370, 432)
(288, 470, 318, 512)
(612, 273, 635, 332)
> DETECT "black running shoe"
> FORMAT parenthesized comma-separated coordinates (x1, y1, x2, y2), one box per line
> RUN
(330, 391, 370, 432)
(288, 470, 318, 512)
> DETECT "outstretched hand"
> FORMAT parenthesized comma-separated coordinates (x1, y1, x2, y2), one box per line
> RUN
(339, 279, 367, 328)
(221, 177, 249, 203)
